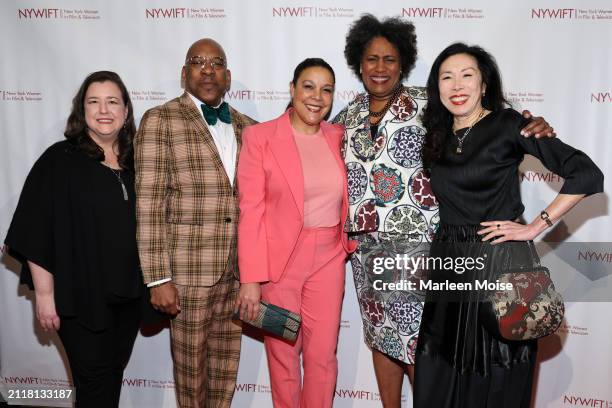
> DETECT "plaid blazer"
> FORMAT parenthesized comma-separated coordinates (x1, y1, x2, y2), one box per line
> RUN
(135, 93, 256, 287)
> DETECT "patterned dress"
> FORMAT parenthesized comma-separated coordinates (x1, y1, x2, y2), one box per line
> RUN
(332, 86, 439, 364)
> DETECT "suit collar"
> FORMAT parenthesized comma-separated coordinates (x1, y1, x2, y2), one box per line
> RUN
(268, 110, 304, 216)
(178, 92, 238, 188)
(268, 109, 343, 218)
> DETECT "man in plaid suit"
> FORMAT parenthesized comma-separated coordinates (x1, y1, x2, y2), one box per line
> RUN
(134, 38, 256, 407)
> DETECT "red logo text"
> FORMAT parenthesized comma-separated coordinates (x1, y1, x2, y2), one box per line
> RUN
(531, 8, 576, 19)
(145, 8, 186, 18)
(272, 7, 316, 17)
(18, 8, 59, 19)
(591, 92, 612, 103)
(402, 7, 443, 18)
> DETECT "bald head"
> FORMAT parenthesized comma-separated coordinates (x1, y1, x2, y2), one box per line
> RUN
(185, 38, 226, 62)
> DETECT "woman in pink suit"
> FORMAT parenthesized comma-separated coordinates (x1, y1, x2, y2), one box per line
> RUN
(235, 58, 356, 408)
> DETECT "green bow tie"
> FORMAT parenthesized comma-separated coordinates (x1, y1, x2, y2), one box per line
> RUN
(201, 102, 231, 125)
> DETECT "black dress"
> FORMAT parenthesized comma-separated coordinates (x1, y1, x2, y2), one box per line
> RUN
(5, 140, 145, 331)
(414, 109, 603, 408)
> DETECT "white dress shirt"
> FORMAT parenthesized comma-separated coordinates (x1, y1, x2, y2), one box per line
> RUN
(188, 92, 237, 186)
(147, 93, 238, 288)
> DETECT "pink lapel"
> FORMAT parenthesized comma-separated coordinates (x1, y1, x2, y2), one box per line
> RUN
(321, 121, 347, 186)
(321, 121, 349, 221)
(269, 111, 305, 217)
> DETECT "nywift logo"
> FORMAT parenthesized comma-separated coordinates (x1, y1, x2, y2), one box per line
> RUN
(145, 8, 226, 19)
(563, 394, 611, 407)
(226, 90, 255, 101)
(531, 8, 576, 19)
(591, 91, 612, 103)
(235, 383, 271, 393)
(402, 7, 444, 18)
(530, 8, 612, 20)
(271, 6, 354, 18)
(272, 6, 316, 17)
(121, 378, 174, 389)
(402, 7, 484, 19)
(18, 8, 59, 18)
(17, 8, 100, 20)
(520, 171, 563, 183)
(145, 8, 186, 18)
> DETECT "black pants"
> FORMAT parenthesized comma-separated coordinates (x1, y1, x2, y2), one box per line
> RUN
(58, 300, 141, 408)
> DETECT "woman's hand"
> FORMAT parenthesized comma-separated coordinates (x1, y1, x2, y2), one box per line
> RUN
(235, 282, 261, 322)
(35, 293, 60, 331)
(478, 220, 542, 244)
(28, 261, 59, 331)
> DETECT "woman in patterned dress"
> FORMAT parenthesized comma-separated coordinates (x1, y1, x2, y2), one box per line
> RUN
(332, 14, 554, 407)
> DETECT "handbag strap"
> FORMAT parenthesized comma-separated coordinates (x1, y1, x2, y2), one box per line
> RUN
(526, 240, 542, 268)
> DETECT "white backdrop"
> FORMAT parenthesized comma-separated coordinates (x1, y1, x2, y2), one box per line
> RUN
(1, 1, 611, 407)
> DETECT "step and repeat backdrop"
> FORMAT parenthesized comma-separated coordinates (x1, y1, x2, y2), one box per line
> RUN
(1, 1, 611, 407)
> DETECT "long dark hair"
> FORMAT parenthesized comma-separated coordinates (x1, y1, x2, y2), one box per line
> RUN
(422, 43, 509, 170)
(64, 71, 136, 170)
(344, 14, 417, 82)
(286, 58, 336, 120)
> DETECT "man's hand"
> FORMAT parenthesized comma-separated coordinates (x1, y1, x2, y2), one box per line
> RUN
(235, 282, 261, 321)
(521, 110, 556, 138)
(150, 282, 181, 316)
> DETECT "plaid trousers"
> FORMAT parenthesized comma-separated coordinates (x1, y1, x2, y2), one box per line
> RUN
(171, 270, 241, 408)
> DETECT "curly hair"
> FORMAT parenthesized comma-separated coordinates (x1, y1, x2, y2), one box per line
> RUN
(344, 14, 417, 82)
(422, 43, 509, 171)
(64, 71, 136, 170)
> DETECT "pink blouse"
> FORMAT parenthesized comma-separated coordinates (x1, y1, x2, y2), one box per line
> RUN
(293, 128, 343, 228)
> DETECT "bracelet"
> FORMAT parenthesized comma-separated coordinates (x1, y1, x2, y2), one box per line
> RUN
(540, 210, 553, 227)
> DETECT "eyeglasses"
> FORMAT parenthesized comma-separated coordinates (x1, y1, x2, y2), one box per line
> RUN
(185, 56, 226, 71)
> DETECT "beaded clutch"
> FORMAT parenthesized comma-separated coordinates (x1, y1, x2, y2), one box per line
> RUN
(235, 301, 301, 342)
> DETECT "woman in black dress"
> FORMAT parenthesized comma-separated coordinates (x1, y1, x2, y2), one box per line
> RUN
(5, 71, 147, 407)
(414, 43, 603, 407)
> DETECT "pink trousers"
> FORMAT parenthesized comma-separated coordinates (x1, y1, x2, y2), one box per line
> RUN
(261, 225, 347, 408)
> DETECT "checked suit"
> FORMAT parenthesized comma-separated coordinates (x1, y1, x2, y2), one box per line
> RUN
(135, 92, 255, 407)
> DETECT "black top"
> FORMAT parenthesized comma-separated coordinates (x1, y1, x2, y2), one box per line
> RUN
(5, 140, 143, 331)
(431, 108, 604, 225)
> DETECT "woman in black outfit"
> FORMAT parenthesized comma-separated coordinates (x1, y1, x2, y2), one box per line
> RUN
(414, 43, 603, 407)
(5, 71, 148, 407)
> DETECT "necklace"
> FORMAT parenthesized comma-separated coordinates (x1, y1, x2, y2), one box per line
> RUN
(455, 109, 485, 154)
(369, 84, 403, 125)
(103, 163, 129, 201)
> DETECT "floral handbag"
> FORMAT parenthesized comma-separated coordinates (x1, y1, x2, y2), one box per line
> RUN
(480, 241, 565, 341)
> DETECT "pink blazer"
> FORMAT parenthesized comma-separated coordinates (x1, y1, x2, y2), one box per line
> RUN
(237, 110, 357, 284)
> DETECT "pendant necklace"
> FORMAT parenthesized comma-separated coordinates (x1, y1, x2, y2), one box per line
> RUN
(103, 164, 129, 201)
(455, 109, 485, 154)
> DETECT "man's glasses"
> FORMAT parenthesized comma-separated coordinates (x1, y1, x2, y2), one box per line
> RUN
(185, 56, 226, 71)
